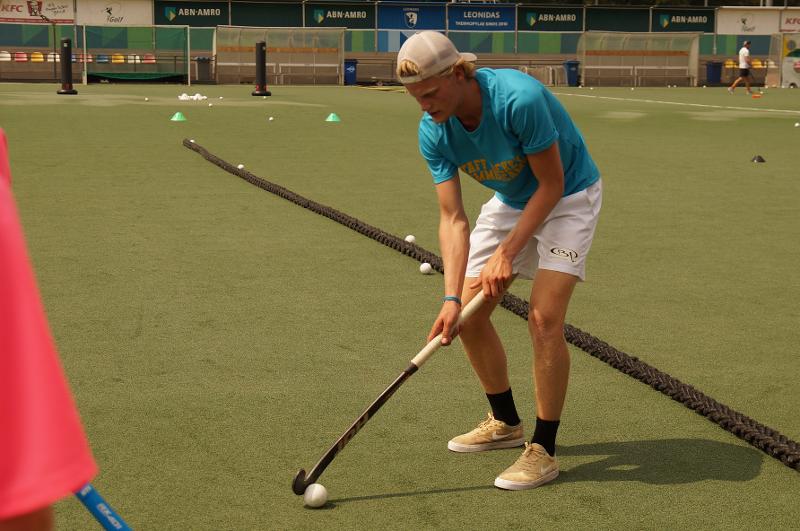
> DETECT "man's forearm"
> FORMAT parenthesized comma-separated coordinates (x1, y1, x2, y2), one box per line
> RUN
(498, 180, 562, 260)
(439, 215, 470, 297)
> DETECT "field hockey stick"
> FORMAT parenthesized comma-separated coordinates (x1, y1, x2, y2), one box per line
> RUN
(75, 483, 132, 531)
(292, 283, 510, 495)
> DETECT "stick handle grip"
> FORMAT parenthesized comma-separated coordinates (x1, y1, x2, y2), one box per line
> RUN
(410, 290, 487, 368)
(75, 484, 132, 531)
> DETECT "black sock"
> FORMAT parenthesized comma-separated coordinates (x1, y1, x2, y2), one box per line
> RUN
(531, 418, 560, 456)
(486, 388, 521, 427)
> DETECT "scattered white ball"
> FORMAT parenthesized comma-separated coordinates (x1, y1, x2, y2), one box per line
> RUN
(303, 483, 328, 508)
(268, 116, 274, 121)
(208, 103, 213, 107)
(189, 139, 195, 143)
(795, 122, 799, 127)
(219, 96, 223, 100)
(144, 97, 149, 101)
(237, 164, 244, 170)
(404, 234, 416, 243)
(702, 85, 706, 88)
(262, 96, 267, 99)
(419, 262, 433, 275)
(589, 87, 594, 91)
(630, 87, 634, 91)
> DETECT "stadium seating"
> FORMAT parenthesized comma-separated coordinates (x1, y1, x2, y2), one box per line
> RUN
(30, 52, 44, 63)
(13, 52, 28, 62)
(0, 51, 10, 62)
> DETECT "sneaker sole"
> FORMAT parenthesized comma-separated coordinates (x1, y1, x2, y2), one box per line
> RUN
(447, 437, 525, 453)
(493, 469, 559, 491)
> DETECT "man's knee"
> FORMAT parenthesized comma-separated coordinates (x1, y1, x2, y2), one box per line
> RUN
(528, 306, 565, 344)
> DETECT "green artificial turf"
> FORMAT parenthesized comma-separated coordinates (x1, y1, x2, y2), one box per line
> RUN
(1, 82, 798, 529)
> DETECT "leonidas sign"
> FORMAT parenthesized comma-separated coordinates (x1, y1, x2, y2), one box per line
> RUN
(0, 0, 74, 22)
(780, 9, 800, 32)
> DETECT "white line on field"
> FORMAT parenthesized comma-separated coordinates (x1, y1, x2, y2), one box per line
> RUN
(552, 92, 800, 116)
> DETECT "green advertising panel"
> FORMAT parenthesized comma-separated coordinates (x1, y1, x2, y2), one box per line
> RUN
(517, 32, 579, 54)
(231, 2, 302, 27)
(154, 1, 229, 26)
(653, 9, 714, 33)
(517, 6, 582, 32)
(586, 8, 649, 32)
(345, 30, 375, 53)
(448, 32, 515, 54)
(305, 3, 375, 29)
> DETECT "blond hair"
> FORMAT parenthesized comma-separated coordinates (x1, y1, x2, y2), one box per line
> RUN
(397, 57, 477, 81)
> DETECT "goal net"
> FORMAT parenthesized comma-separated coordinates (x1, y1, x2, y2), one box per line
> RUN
(215, 26, 345, 85)
(79, 25, 190, 81)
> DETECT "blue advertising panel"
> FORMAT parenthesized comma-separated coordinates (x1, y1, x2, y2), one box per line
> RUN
(447, 4, 515, 31)
(378, 4, 446, 31)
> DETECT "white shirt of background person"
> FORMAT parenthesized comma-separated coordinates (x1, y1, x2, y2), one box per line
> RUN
(739, 46, 750, 69)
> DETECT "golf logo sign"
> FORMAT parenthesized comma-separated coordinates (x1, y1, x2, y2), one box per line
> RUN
(739, 16, 756, 33)
(103, 3, 123, 23)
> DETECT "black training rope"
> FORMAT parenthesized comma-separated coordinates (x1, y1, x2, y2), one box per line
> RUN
(183, 138, 800, 472)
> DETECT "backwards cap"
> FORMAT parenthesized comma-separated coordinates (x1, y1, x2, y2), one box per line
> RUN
(397, 31, 477, 84)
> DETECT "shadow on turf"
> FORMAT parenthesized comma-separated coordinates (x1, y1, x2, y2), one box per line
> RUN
(329, 485, 493, 505)
(557, 438, 763, 484)
(329, 439, 761, 504)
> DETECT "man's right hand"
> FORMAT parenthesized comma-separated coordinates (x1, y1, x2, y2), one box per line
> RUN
(427, 301, 462, 345)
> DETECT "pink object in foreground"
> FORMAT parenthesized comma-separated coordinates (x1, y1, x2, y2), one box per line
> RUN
(0, 129, 97, 520)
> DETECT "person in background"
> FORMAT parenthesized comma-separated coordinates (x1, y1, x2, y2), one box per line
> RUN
(728, 40, 753, 95)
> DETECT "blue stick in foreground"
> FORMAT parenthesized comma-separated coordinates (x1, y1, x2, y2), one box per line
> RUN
(75, 483, 132, 530)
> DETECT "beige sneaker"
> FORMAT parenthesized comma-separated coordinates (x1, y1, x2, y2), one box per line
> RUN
(447, 413, 524, 453)
(494, 442, 559, 490)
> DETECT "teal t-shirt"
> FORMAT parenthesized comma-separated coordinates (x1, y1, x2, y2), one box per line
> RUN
(418, 68, 600, 210)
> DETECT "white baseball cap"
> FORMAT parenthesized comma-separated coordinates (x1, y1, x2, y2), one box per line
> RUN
(397, 31, 477, 84)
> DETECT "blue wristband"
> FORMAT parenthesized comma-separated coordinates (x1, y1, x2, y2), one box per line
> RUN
(443, 295, 462, 305)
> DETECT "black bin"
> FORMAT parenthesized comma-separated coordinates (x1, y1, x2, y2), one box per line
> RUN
(706, 61, 722, 85)
(344, 59, 358, 85)
(563, 60, 580, 87)
(196, 57, 212, 83)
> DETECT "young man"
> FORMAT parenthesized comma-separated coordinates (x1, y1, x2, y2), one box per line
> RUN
(728, 40, 753, 95)
(397, 32, 601, 490)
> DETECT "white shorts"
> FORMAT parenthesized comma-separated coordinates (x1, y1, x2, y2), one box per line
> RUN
(466, 179, 602, 281)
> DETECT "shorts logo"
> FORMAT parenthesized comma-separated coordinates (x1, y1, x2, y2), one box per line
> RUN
(550, 247, 579, 263)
